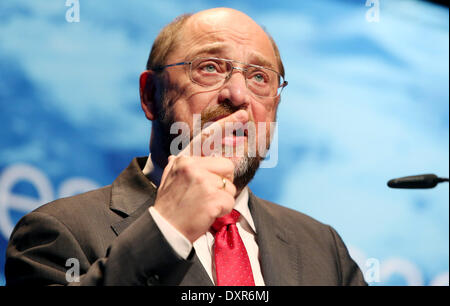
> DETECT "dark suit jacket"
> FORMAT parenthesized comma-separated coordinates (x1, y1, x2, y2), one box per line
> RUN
(5, 157, 367, 286)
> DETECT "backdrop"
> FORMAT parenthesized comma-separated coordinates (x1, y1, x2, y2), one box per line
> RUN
(0, 0, 448, 286)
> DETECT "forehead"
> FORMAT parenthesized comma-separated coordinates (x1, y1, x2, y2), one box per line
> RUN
(169, 10, 277, 69)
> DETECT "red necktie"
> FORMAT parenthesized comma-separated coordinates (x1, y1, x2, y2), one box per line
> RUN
(212, 209, 255, 286)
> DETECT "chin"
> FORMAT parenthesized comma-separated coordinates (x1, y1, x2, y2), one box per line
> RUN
(231, 154, 261, 191)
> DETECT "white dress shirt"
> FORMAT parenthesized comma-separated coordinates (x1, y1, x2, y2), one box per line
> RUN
(143, 155, 265, 285)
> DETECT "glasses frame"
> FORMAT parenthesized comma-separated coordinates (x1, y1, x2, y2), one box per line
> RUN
(153, 57, 288, 98)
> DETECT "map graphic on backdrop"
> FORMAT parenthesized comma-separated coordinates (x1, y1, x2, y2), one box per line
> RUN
(0, 0, 448, 285)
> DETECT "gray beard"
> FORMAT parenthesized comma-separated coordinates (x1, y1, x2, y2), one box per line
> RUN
(155, 89, 264, 191)
(232, 154, 261, 191)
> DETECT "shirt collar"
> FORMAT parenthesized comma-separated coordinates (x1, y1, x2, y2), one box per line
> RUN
(233, 187, 256, 233)
(142, 154, 163, 188)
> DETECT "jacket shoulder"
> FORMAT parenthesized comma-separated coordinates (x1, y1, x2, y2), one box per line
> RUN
(10, 185, 119, 264)
(34, 185, 113, 219)
(252, 194, 367, 285)
(254, 195, 332, 234)
(252, 194, 344, 261)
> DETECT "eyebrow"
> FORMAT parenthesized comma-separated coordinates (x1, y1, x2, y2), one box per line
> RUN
(247, 53, 275, 71)
(188, 43, 276, 71)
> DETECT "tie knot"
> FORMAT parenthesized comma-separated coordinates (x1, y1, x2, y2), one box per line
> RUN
(211, 209, 240, 232)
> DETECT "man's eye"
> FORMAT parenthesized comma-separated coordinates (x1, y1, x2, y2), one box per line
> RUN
(253, 73, 265, 83)
(203, 64, 217, 73)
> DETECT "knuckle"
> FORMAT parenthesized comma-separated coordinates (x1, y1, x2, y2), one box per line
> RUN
(229, 183, 237, 196)
(221, 193, 235, 208)
(216, 157, 235, 178)
(211, 193, 235, 218)
(196, 174, 210, 188)
(175, 157, 194, 176)
(175, 155, 189, 167)
(221, 200, 234, 215)
(221, 157, 235, 170)
(209, 205, 222, 219)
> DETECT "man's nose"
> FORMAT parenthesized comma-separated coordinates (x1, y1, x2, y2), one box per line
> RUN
(218, 70, 250, 107)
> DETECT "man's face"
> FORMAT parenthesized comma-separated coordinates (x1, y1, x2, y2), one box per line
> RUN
(156, 9, 281, 189)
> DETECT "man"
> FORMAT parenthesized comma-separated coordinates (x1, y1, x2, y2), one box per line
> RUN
(5, 8, 366, 286)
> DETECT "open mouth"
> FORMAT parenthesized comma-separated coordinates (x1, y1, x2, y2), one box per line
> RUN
(205, 114, 249, 138)
(232, 126, 248, 137)
(223, 125, 248, 147)
(202, 111, 250, 148)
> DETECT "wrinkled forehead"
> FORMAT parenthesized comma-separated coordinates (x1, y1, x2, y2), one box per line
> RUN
(172, 9, 277, 69)
(187, 9, 265, 37)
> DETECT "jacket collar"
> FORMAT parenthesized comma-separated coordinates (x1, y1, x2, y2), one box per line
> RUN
(110, 156, 157, 216)
(249, 191, 300, 285)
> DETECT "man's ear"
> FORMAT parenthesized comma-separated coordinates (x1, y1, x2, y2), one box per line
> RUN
(139, 70, 158, 121)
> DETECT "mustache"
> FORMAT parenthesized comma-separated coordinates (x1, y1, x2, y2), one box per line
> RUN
(200, 102, 249, 128)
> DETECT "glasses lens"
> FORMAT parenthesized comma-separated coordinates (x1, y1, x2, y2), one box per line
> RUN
(246, 66, 281, 97)
(190, 58, 283, 97)
(190, 58, 229, 87)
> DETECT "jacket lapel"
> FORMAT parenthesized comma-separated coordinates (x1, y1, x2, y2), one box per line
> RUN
(109, 157, 157, 217)
(249, 192, 301, 285)
(179, 255, 214, 286)
(109, 157, 212, 286)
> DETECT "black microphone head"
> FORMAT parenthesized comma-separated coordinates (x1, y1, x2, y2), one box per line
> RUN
(387, 174, 438, 189)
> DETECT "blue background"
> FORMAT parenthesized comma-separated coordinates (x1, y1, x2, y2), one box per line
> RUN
(0, 0, 448, 285)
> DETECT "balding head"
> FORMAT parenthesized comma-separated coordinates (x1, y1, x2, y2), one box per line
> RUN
(147, 8, 284, 77)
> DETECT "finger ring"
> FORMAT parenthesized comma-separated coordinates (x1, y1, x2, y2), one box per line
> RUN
(221, 177, 227, 189)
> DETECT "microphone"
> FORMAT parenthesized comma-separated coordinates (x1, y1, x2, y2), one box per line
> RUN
(387, 174, 449, 189)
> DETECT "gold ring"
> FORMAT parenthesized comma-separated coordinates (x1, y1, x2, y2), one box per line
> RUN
(222, 177, 227, 189)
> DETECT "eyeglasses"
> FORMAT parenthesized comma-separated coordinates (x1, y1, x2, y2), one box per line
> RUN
(154, 57, 288, 98)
